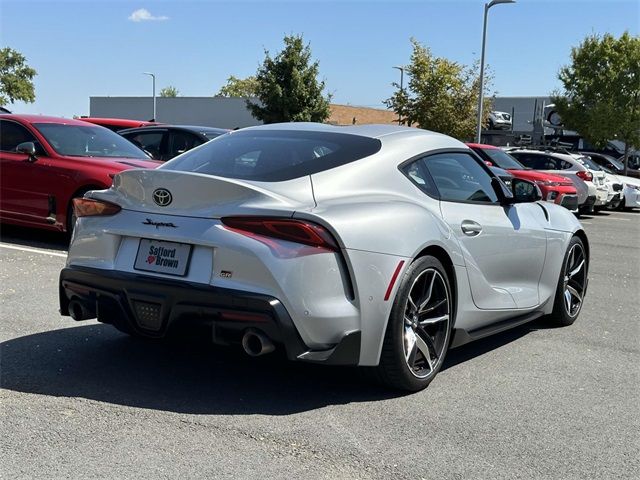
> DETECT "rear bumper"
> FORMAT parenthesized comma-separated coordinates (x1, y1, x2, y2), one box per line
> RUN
(581, 194, 596, 208)
(59, 266, 361, 365)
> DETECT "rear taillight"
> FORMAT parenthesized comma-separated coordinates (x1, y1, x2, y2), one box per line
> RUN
(221, 217, 339, 251)
(73, 198, 121, 217)
(576, 170, 593, 182)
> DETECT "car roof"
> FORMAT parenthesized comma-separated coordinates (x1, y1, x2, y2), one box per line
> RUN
(119, 125, 229, 135)
(466, 142, 500, 150)
(237, 122, 459, 142)
(0, 113, 97, 126)
(78, 117, 160, 127)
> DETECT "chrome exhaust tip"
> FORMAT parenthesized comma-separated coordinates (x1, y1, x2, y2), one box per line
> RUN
(241, 328, 275, 357)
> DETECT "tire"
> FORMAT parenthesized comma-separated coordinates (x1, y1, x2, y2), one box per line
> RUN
(371, 256, 453, 391)
(546, 236, 588, 327)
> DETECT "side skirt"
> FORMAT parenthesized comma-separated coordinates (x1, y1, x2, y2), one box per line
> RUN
(450, 310, 544, 348)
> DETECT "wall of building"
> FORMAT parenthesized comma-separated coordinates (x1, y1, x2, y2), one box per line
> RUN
(492, 96, 551, 132)
(90, 95, 553, 133)
(89, 97, 262, 129)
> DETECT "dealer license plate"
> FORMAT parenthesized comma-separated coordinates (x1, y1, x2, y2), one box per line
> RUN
(134, 239, 192, 276)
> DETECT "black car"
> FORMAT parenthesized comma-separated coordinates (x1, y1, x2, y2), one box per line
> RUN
(119, 125, 228, 161)
(579, 151, 640, 180)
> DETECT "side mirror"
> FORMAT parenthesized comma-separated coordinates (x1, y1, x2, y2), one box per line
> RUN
(511, 178, 542, 203)
(491, 176, 515, 205)
(16, 142, 37, 162)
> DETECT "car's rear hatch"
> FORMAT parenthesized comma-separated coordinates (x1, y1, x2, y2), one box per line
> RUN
(91, 169, 315, 218)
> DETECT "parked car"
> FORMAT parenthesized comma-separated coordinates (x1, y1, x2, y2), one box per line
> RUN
(119, 125, 229, 161)
(78, 117, 162, 133)
(507, 149, 604, 214)
(574, 154, 623, 210)
(596, 164, 640, 210)
(0, 114, 160, 233)
(60, 123, 589, 392)
(468, 143, 579, 212)
(488, 111, 512, 130)
(580, 151, 640, 180)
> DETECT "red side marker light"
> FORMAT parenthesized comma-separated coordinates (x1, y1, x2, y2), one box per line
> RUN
(384, 260, 405, 301)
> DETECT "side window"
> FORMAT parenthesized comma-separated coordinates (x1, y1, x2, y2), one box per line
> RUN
(168, 131, 202, 159)
(559, 160, 573, 169)
(124, 131, 164, 159)
(0, 120, 37, 152)
(541, 155, 560, 169)
(400, 157, 439, 198)
(423, 152, 498, 203)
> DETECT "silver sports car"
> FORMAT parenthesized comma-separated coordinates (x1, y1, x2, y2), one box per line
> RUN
(60, 123, 589, 391)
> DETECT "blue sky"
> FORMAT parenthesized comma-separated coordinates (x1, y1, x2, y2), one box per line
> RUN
(1, 0, 638, 117)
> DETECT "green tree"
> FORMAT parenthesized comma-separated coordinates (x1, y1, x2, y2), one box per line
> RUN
(159, 85, 179, 97)
(385, 38, 492, 140)
(552, 32, 640, 175)
(217, 75, 258, 97)
(247, 34, 331, 123)
(0, 47, 37, 107)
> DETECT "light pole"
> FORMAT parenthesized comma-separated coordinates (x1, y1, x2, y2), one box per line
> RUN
(393, 65, 405, 126)
(143, 72, 156, 121)
(476, 0, 515, 143)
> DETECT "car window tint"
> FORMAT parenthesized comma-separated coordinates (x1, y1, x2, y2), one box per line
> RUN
(0, 120, 37, 152)
(162, 130, 382, 182)
(401, 158, 438, 197)
(35, 123, 149, 159)
(168, 131, 202, 159)
(423, 152, 498, 203)
(126, 132, 164, 159)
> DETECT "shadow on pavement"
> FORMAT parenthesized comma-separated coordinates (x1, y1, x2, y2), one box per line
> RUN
(0, 224, 69, 252)
(1, 319, 542, 414)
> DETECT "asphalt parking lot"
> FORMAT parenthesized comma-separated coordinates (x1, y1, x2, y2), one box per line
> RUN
(1, 210, 638, 480)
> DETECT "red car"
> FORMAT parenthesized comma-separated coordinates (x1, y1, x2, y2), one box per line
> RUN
(77, 117, 162, 133)
(468, 143, 579, 211)
(0, 114, 160, 233)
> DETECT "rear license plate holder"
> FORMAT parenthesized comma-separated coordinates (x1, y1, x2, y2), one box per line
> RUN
(134, 239, 192, 276)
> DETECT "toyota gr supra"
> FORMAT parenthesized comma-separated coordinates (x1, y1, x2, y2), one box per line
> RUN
(59, 124, 589, 391)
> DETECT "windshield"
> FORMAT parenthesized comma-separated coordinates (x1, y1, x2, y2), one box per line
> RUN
(34, 123, 150, 159)
(481, 148, 524, 169)
(576, 155, 602, 171)
(162, 130, 382, 181)
(203, 132, 224, 140)
(598, 155, 624, 171)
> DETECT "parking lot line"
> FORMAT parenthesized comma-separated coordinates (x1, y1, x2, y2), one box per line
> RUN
(0, 243, 67, 258)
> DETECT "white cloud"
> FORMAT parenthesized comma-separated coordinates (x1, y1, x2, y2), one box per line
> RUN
(128, 8, 169, 22)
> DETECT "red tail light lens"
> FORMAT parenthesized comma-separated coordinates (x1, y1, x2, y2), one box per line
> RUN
(221, 217, 339, 251)
(73, 198, 121, 217)
(576, 170, 593, 182)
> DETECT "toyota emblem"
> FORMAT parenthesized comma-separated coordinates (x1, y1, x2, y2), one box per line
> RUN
(152, 188, 172, 207)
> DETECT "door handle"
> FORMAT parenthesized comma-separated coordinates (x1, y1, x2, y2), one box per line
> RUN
(461, 220, 482, 236)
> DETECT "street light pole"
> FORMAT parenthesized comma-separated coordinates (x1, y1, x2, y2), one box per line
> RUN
(143, 72, 156, 121)
(476, 0, 515, 143)
(393, 66, 405, 126)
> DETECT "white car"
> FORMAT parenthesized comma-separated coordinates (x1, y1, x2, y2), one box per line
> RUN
(58, 124, 590, 392)
(508, 149, 600, 213)
(573, 154, 621, 209)
(597, 165, 640, 210)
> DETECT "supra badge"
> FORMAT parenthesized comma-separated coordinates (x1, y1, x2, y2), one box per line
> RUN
(152, 188, 172, 206)
(142, 218, 177, 229)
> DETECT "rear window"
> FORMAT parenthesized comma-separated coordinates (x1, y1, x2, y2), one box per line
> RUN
(161, 130, 382, 181)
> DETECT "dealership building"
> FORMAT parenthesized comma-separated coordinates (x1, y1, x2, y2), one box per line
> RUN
(89, 95, 554, 133)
